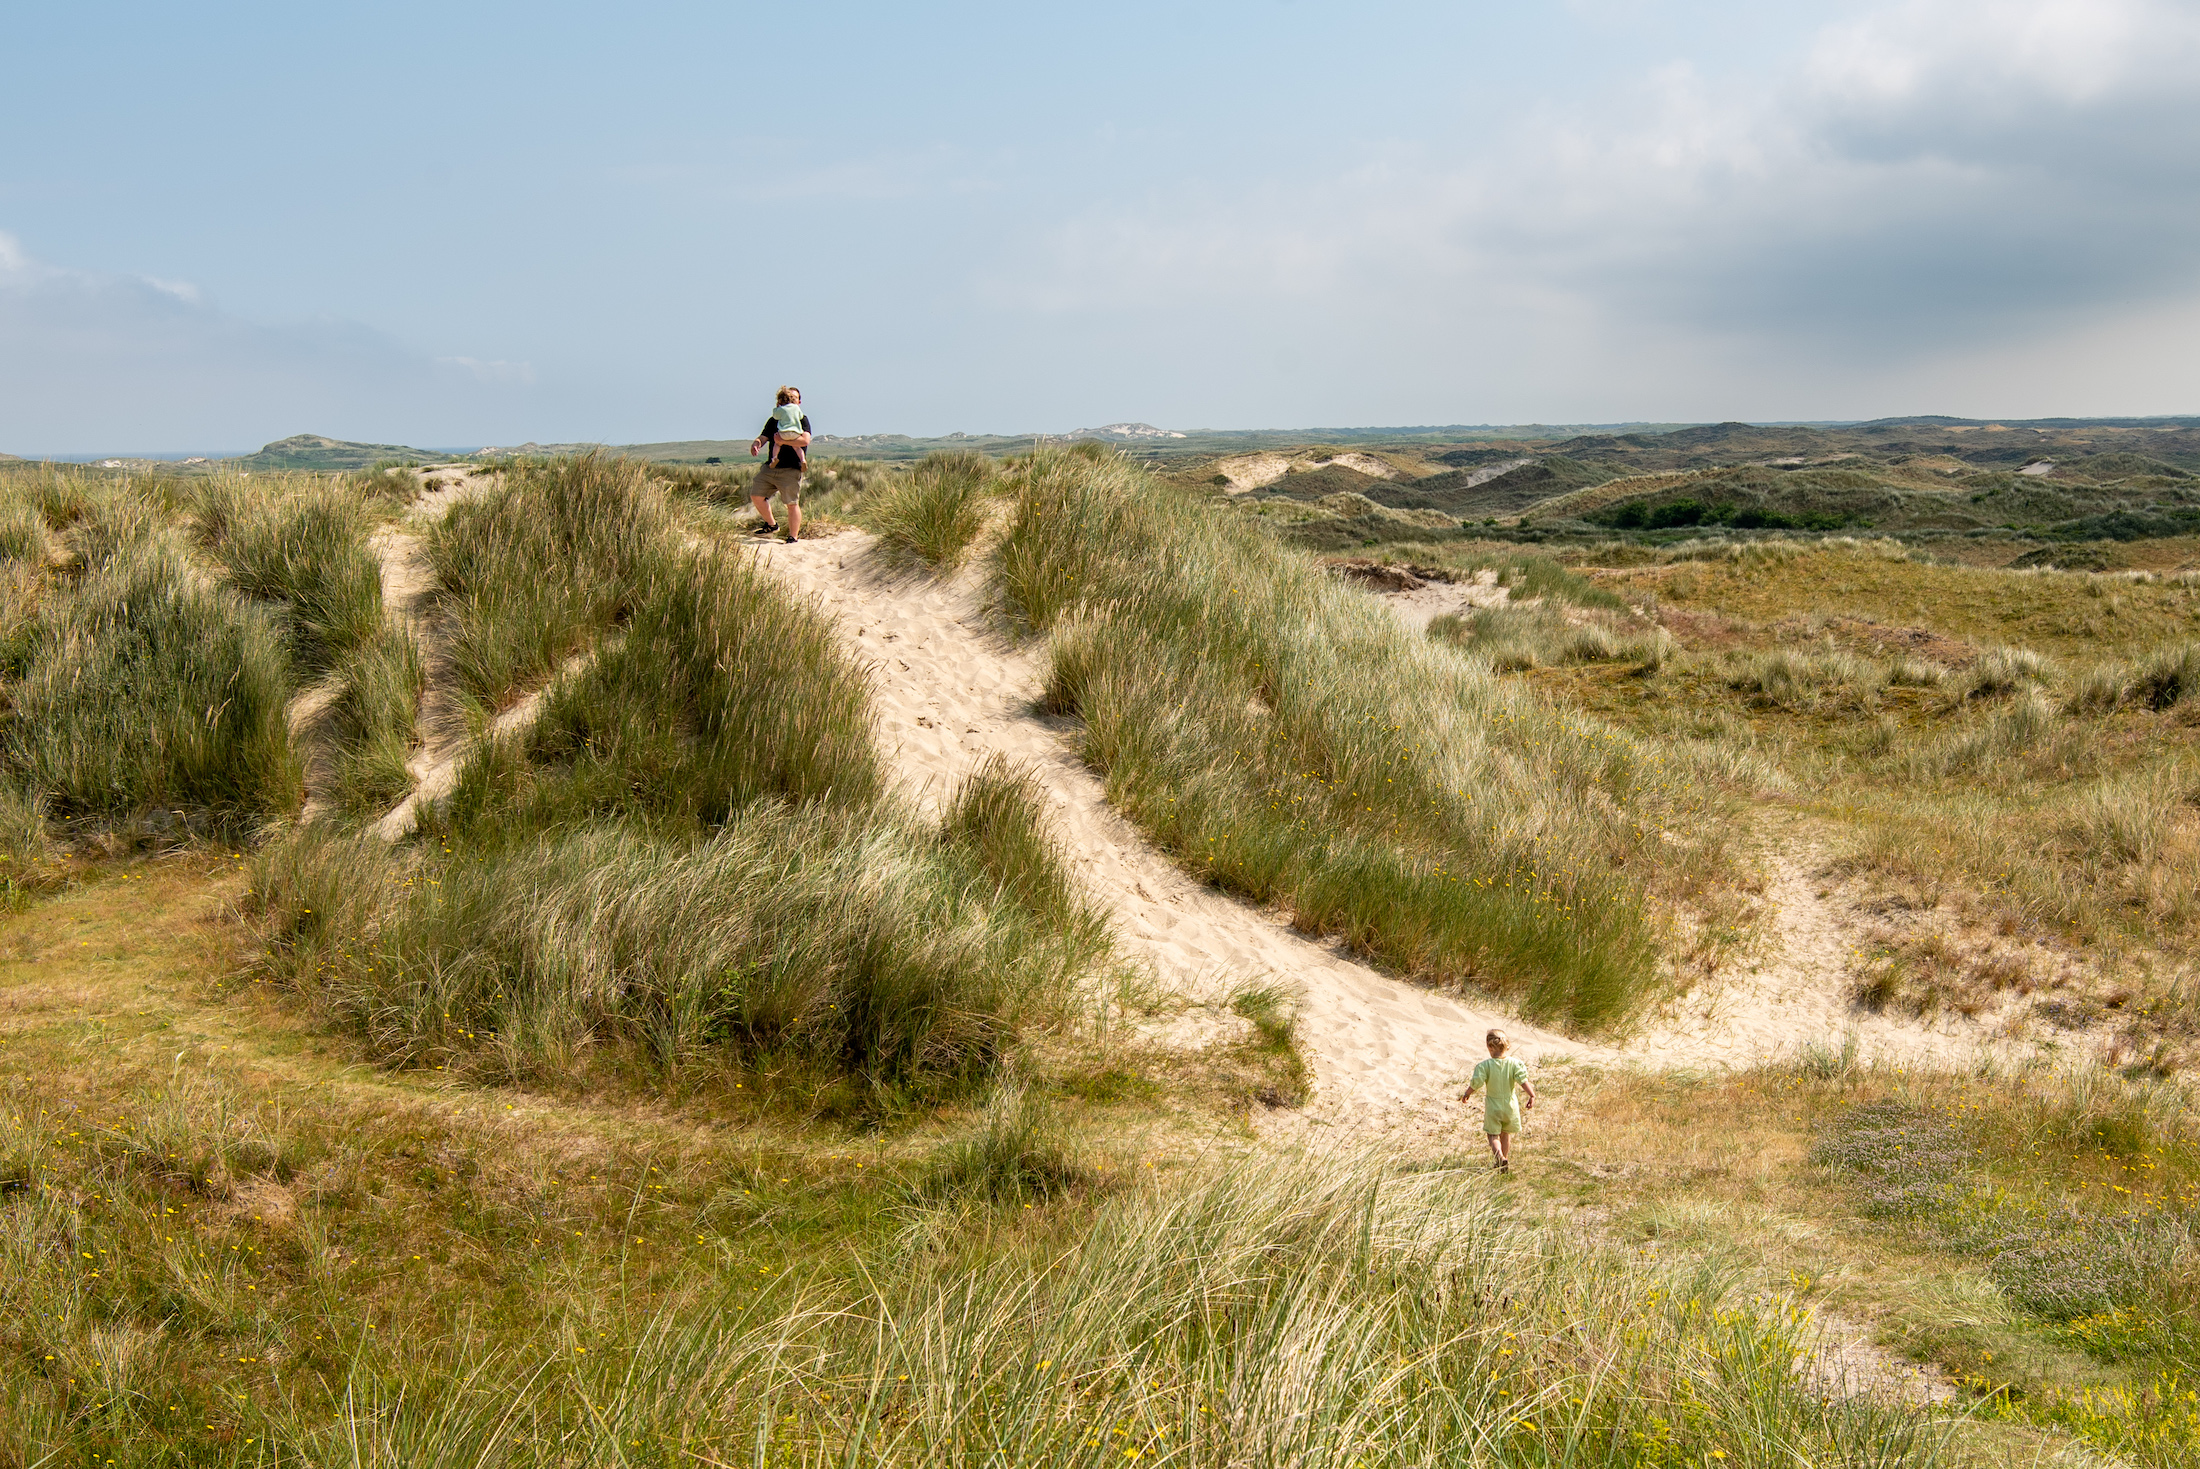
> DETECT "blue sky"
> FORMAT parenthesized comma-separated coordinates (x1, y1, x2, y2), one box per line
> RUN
(5, 0, 2198, 452)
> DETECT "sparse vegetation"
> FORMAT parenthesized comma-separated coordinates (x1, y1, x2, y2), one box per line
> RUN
(1422, 535, 2200, 1052)
(0, 998, 1962, 1467)
(1430, 604, 1669, 672)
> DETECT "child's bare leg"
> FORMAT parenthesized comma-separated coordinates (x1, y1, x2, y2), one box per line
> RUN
(1484, 1132, 1504, 1166)
(1495, 1131, 1513, 1168)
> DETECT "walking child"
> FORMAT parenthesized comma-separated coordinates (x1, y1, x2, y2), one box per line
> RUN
(1460, 1029, 1533, 1172)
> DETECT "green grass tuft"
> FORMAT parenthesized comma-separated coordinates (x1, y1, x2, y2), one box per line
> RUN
(4, 508, 300, 821)
(940, 753, 1110, 968)
(327, 626, 422, 816)
(867, 449, 998, 568)
(427, 453, 671, 706)
(920, 1084, 1089, 1204)
(252, 805, 1079, 1100)
(197, 476, 384, 677)
(450, 541, 885, 834)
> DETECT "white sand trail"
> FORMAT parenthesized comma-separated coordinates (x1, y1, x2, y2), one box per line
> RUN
(364, 469, 588, 844)
(749, 531, 2025, 1141)
(750, 534, 1597, 1135)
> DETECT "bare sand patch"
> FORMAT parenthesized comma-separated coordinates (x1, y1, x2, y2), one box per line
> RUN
(1213, 453, 1295, 493)
(1214, 451, 1404, 494)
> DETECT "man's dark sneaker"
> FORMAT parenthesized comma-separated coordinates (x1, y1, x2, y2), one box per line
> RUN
(784, 531, 799, 543)
(752, 522, 778, 536)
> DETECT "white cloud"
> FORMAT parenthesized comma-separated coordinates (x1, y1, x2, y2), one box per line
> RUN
(988, 0, 2200, 417)
(1806, 0, 2198, 108)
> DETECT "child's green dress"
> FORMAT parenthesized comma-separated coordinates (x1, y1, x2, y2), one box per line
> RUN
(1471, 1056, 1528, 1136)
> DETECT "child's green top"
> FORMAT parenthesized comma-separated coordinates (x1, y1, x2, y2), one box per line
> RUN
(1472, 1057, 1528, 1132)
(772, 403, 804, 434)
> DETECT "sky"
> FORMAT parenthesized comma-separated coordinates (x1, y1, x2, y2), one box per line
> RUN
(4, 0, 2199, 453)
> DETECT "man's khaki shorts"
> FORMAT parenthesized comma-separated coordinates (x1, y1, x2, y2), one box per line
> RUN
(754, 464, 803, 503)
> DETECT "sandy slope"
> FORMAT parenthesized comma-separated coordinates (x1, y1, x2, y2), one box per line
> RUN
(747, 531, 2033, 1146)
(1215, 451, 1403, 493)
(339, 493, 2029, 1141)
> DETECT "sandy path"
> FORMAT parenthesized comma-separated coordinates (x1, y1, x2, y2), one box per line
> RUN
(285, 674, 347, 823)
(750, 534, 1611, 1136)
(365, 478, 478, 841)
(362, 471, 587, 844)
(746, 531, 2031, 1144)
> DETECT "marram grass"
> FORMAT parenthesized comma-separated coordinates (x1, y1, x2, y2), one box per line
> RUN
(994, 448, 1731, 1032)
(195, 474, 385, 677)
(0, 1081, 1955, 1469)
(252, 465, 1110, 1100)
(867, 448, 997, 568)
(1, 479, 300, 820)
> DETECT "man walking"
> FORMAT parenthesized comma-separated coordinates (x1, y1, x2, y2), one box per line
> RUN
(748, 385, 811, 542)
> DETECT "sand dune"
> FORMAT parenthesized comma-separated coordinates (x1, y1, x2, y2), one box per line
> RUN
(747, 530, 2038, 1143)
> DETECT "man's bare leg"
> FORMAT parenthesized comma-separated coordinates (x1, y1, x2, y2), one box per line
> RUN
(786, 502, 802, 539)
(749, 493, 778, 530)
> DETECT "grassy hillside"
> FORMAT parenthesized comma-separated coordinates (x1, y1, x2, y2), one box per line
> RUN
(232, 434, 452, 472)
(1213, 427, 2200, 565)
(1352, 534, 2200, 1068)
(1408, 455, 1617, 516)
(7, 449, 2200, 1466)
(880, 445, 1745, 1030)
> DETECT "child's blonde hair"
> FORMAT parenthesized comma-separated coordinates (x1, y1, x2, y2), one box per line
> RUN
(1485, 1029, 1508, 1054)
(775, 385, 801, 406)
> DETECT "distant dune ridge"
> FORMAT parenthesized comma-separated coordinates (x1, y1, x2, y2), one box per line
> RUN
(23, 415, 2200, 505)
